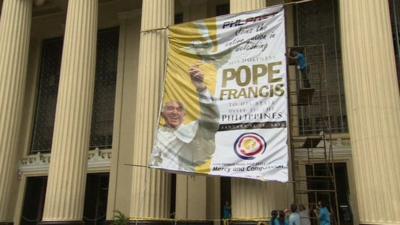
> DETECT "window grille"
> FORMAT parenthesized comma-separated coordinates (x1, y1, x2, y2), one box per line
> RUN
(31, 38, 63, 153)
(30, 27, 119, 153)
(295, 0, 348, 135)
(90, 27, 119, 149)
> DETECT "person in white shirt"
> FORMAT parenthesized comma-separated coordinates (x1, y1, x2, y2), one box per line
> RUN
(298, 204, 311, 225)
(150, 65, 219, 172)
(289, 204, 301, 225)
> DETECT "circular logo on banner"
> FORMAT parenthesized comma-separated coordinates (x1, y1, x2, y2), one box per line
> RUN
(234, 133, 266, 160)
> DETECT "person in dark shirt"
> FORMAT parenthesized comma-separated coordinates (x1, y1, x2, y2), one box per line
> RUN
(271, 210, 280, 225)
(223, 201, 232, 225)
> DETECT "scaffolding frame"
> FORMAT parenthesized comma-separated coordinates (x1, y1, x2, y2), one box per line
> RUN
(288, 44, 340, 225)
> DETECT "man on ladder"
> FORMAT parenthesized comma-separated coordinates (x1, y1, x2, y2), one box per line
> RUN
(287, 48, 311, 88)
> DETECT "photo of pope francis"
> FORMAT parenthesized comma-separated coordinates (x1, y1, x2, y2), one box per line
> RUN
(150, 65, 220, 172)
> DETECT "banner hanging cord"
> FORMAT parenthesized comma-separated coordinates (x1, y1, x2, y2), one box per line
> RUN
(124, 163, 151, 168)
(139, 0, 313, 33)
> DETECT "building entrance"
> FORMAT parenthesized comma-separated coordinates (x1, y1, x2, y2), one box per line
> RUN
(305, 163, 353, 225)
(20, 176, 47, 225)
(83, 173, 109, 225)
(20, 173, 109, 225)
(220, 177, 231, 222)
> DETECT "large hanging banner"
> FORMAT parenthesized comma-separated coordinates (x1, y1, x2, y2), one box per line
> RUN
(150, 5, 288, 182)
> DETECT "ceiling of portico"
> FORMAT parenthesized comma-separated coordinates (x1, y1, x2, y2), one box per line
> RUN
(32, 0, 64, 17)
(32, 0, 141, 18)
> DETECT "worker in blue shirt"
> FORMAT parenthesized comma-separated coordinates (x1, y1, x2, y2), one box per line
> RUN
(223, 201, 231, 225)
(270, 210, 280, 225)
(288, 49, 311, 88)
(314, 201, 331, 225)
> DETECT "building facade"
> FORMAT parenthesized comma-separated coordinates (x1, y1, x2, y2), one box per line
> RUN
(0, 0, 399, 225)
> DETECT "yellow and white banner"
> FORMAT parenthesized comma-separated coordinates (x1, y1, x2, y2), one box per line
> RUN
(150, 5, 288, 182)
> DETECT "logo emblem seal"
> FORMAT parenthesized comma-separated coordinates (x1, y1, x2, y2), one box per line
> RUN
(234, 132, 266, 159)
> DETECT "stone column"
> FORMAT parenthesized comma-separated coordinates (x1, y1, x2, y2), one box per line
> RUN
(229, 0, 290, 220)
(232, 179, 290, 219)
(129, 0, 174, 221)
(175, 175, 207, 220)
(41, 1, 98, 224)
(339, 1, 400, 224)
(230, 0, 265, 14)
(0, 0, 32, 223)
